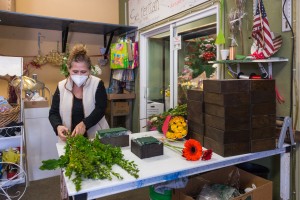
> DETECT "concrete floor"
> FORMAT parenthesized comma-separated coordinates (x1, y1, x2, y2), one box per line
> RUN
(2, 176, 149, 200)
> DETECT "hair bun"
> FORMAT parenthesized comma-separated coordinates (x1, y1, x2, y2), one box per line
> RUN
(70, 44, 88, 57)
(67, 43, 92, 69)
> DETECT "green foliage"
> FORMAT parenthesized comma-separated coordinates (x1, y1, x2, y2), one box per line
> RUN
(60, 56, 69, 77)
(40, 135, 139, 191)
(183, 36, 216, 78)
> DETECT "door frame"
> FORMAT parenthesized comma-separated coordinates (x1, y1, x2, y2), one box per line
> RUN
(139, 5, 220, 132)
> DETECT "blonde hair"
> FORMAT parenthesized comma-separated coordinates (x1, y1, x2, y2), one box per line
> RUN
(67, 44, 92, 69)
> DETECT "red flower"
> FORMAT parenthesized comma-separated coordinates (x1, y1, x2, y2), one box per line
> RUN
(202, 52, 216, 61)
(182, 139, 202, 161)
(201, 149, 213, 161)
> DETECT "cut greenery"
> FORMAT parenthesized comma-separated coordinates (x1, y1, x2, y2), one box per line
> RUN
(40, 135, 139, 191)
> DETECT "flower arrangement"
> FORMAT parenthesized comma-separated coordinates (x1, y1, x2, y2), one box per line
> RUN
(177, 36, 216, 103)
(180, 36, 216, 79)
(147, 104, 187, 133)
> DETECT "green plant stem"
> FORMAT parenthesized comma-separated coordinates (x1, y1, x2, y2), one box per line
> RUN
(163, 143, 183, 154)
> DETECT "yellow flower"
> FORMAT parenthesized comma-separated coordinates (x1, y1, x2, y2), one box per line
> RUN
(171, 124, 177, 131)
(166, 115, 188, 140)
(177, 126, 184, 132)
(175, 132, 182, 139)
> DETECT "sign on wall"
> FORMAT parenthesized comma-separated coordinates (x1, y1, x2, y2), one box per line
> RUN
(128, 0, 209, 29)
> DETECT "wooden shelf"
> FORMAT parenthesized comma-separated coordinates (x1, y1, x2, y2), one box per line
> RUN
(107, 93, 136, 100)
(209, 57, 288, 78)
(0, 10, 137, 52)
(0, 10, 136, 35)
(208, 57, 288, 64)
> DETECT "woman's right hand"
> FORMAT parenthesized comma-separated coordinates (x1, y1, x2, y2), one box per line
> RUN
(57, 125, 69, 141)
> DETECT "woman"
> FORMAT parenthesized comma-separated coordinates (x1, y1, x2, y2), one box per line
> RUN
(49, 44, 109, 141)
(49, 44, 109, 200)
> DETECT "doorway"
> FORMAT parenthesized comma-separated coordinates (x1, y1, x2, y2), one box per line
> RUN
(139, 5, 219, 131)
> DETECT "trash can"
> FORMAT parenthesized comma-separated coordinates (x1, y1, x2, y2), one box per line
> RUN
(149, 186, 172, 200)
(237, 162, 270, 179)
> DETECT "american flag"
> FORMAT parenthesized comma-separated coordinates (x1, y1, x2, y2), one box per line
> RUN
(252, 0, 274, 58)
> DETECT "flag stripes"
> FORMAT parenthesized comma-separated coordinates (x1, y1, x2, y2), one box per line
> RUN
(252, 0, 274, 58)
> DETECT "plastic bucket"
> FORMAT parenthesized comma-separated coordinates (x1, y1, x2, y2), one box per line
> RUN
(149, 186, 172, 200)
(237, 162, 270, 179)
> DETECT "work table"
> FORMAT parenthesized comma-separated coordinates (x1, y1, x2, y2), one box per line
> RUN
(56, 131, 291, 200)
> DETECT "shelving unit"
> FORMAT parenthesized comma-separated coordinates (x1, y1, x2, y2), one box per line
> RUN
(0, 10, 137, 53)
(0, 56, 27, 199)
(209, 57, 288, 78)
(106, 93, 136, 130)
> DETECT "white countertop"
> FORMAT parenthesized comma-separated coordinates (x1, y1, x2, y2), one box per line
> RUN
(57, 131, 288, 199)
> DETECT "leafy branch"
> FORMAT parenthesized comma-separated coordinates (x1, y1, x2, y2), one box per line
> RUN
(40, 135, 139, 191)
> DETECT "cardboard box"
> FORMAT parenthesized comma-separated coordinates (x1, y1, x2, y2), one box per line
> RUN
(205, 126, 250, 144)
(205, 113, 250, 131)
(204, 136, 249, 157)
(204, 92, 250, 106)
(147, 101, 164, 117)
(187, 100, 204, 123)
(172, 166, 272, 200)
(188, 131, 204, 145)
(203, 79, 250, 93)
(24, 100, 48, 108)
(204, 103, 250, 118)
(250, 138, 276, 153)
(187, 89, 203, 101)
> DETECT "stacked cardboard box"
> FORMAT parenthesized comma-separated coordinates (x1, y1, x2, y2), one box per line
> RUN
(250, 80, 276, 152)
(187, 89, 205, 144)
(203, 80, 251, 157)
(201, 79, 276, 156)
(186, 80, 276, 156)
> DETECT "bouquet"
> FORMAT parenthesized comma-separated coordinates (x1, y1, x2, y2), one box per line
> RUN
(147, 104, 187, 133)
(165, 116, 187, 140)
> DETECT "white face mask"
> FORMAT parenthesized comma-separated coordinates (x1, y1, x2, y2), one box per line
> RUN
(71, 75, 88, 87)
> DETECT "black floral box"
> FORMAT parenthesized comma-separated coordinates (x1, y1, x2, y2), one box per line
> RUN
(100, 135, 129, 147)
(96, 127, 129, 147)
(131, 136, 163, 159)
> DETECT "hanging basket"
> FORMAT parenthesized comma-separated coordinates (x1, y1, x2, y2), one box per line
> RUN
(0, 104, 20, 128)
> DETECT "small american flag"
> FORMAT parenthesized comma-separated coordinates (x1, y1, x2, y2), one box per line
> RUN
(272, 34, 282, 54)
(252, 0, 274, 58)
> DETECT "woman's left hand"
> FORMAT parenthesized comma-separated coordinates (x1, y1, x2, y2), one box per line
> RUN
(71, 121, 86, 137)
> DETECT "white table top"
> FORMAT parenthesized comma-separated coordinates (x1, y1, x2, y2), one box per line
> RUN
(56, 131, 288, 199)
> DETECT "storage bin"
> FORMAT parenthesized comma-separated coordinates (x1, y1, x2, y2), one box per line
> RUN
(149, 186, 172, 200)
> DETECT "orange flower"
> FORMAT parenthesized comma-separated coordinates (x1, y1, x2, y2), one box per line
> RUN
(182, 139, 203, 161)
